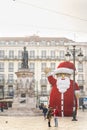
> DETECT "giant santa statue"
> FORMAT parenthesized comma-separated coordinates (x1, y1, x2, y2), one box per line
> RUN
(45, 61, 80, 117)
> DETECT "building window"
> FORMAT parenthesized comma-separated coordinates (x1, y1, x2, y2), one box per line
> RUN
(50, 63, 55, 71)
(18, 62, 22, 70)
(0, 86, 3, 99)
(59, 40, 64, 45)
(41, 74, 47, 80)
(8, 74, 14, 83)
(78, 74, 83, 80)
(41, 63, 46, 72)
(29, 63, 35, 72)
(0, 74, 4, 83)
(41, 51, 46, 59)
(50, 50, 55, 59)
(40, 74, 47, 85)
(59, 50, 64, 59)
(18, 50, 22, 59)
(29, 41, 36, 46)
(0, 50, 4, 59)
(30, 50, 35, 59)
(8, 85, 14, 96)
(8, 41, 15, 45)
(8, 62, 14, 72)
(41, 85, 47, 95)
(78, 63, 83, 72)
(77, 74, 84, 85)
(41, 74, 46, 78)
(0, 41, 6, 45)
(9, 50, 14, 59)
(39, 41, 47, 46)
(50, 40, 56, 46)
(0, 62, 4, 72)
(18, 41, 24, 45)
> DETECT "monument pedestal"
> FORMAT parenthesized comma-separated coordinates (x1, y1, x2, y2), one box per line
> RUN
(12, 96, 36, 110)
(0, 47, 43, 116)
(9, 68, 42, 116)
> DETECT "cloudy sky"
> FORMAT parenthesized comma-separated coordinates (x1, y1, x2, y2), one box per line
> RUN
(0, 0, 87, 42)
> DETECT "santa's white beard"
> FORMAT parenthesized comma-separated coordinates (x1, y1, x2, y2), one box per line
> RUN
(56, 77, 70, 93)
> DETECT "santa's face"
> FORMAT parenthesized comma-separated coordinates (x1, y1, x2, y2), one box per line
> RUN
(56, 73, 70, 93)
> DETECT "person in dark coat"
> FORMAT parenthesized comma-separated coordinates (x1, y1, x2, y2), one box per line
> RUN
(82, 104, 85, 111)
(43, 105, 48, 120)
(0, 102, 4, 112)
(47, 107, 53, 127)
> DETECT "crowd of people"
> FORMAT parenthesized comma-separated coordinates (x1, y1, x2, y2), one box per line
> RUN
(46, 106, 59, 127)
(39, 103, 59, 127)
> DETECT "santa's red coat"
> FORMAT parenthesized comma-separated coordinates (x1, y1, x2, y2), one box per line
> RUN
(48, 75, 79, 116)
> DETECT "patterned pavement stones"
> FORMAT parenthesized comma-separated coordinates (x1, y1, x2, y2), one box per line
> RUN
(0, 109, 87, 130)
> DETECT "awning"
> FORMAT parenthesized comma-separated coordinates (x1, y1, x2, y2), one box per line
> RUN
(0, 99, 13, 102)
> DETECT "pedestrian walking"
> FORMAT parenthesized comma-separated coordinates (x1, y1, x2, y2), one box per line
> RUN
(52, 107, 59, 127)
(46, 107, 53, 127)
(43, 105, 48, 120)
(82, 104, 85, 111)
(0, 102, 4, 112)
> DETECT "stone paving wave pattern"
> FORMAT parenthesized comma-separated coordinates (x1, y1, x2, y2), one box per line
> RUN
(0, 110, 87, 130)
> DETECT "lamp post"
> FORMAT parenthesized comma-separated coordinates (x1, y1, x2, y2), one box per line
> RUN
(2, 78, 5, 99)
(65, 45, 83, 121)
(35, 81, 39, 107)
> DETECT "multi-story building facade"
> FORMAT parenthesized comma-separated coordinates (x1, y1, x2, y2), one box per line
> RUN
(0, 35, 87, 106)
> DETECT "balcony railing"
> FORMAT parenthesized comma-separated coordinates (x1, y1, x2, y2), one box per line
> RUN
(1, 55, 83, 61)
(0, 80, 4, 85)
(0, 56, 68, 61)
(34, 90, 50, 96)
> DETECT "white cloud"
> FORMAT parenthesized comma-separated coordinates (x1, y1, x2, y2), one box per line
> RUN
(0, 0, 87, 42)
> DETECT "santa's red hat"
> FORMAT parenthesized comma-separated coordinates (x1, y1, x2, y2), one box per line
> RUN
(54, 61, 76, 75)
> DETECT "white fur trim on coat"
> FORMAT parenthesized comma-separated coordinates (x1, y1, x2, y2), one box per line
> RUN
(54, 68, 73, 75)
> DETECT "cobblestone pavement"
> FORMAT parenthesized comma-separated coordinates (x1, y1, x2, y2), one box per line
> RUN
(0, 109, 87, 130)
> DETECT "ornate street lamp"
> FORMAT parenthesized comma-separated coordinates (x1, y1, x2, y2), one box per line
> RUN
(65, 45, 83, 121)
